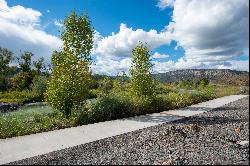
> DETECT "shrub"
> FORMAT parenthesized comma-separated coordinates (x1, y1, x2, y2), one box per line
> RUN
(98, 76, 113, 93)
(74, 94, 133, 125)
(88, 89, 102, 98)
(130, 95, 168, 115)
(0, 90, 39, 103)
(30, 75, 49, 101)
(11, 72, 35, 91)
(0, 75, 10, 92)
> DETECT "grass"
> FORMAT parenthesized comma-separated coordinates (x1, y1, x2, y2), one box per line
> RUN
(1, 104, 54, 117)
(214, 85, 248, 97)
(0, 106, 75, 139)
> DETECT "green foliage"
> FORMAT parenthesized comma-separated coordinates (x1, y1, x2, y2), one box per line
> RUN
(0, 47, 13, 92)
(33, 57, 45, 74)
(245, 80, 249, 86)
(180, 80, 193, 89)
(0, 110, 75, 139)
(30, 75, 49, 100)
(155, 82, 174, 94)
(0, 84, 232, 139)
(201, 86, 215, 99)
(46, 11, 94, 117)
(129, 43, 155, 98)
(98, 76, 113, 93)
(112, 79, 123, 93)
(89, 89, 102, 98)
(0, 47, 13, 75)
(214, 85, 243, 97)
(61, 10, 94, 60)
(46, 51, 92, 117)
(199, 78, 209, 88)
(0, 90, 39, 103)
(74, 94, 132, 125)
(0, 75, 10, 92)
(18, 52, 33, 72)
(10, 71, 35, 90)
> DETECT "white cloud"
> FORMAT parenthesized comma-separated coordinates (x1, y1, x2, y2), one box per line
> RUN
(0, 0, 41, 26)
(94, 23, 172, 57)
(91, 56, 131, 75)
(94, 0, 249, 75)
(0, 0, 62, 63)
(227, 60, 249, 71)
(162, 0, 249, 64)
(152, 52, 170, 59)
(153, 60, 175, 73)
(157, 0, 175, 10)
(54, 20, 63, 27)
(153, 59, 249, 73)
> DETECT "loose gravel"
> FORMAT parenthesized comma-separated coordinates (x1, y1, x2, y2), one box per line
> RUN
(9, 97, 249, 165)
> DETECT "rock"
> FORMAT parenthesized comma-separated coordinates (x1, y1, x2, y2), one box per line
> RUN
(0, 103, 20, 113)
(237, 141, 249, 148)
(162, 159, 172, 165)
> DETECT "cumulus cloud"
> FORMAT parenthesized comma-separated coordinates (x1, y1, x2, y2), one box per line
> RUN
(152, 52, 170, 59)
(0, 0, 62, 63)
(93, 0, 249, 74)
(94, 23, 172, 57)
(162, 0, 249, 63)
(91, 56, 131, 75)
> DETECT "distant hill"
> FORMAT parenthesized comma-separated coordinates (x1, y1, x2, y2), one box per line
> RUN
(153, 69, 249, 85)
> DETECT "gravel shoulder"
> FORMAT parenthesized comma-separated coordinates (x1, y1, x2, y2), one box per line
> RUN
(9, 97, 249, 165)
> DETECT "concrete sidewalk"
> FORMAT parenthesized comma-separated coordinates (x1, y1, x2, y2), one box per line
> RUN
(0, 95, 248, 164)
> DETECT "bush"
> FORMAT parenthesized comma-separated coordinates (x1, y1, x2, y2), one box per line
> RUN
(30, 75, 49, 101)
(0, 90, 40, 103)
(98, 76, 113, 93)
(75, 94, 133, 125)
(0, 75, 10, 92)
(88, 89, 101, 99)
(11, 72, 34, 90)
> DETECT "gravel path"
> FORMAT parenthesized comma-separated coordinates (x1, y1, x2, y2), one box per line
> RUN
(9, 97, 249, 165)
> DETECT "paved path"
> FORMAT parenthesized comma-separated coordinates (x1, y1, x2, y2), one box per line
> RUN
(0, 95, 248, 164)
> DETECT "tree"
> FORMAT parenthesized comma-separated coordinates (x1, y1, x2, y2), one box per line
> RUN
(129, 42, 155, 98)
(45, 11, 94, 117)
(0, 47, 13, 75)
(99, 76, 113, 93)
(11, 51, 35, 90)
(18, 52, 33, 72)
(33, 57, 45, 74)
(0, 47, 13, 91)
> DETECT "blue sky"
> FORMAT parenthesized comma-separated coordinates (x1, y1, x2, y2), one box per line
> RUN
(8, 0, 172, 34)
(1, 0, 249, 75)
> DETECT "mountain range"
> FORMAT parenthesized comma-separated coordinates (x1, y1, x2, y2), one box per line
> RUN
(153, 69, 249, 85)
